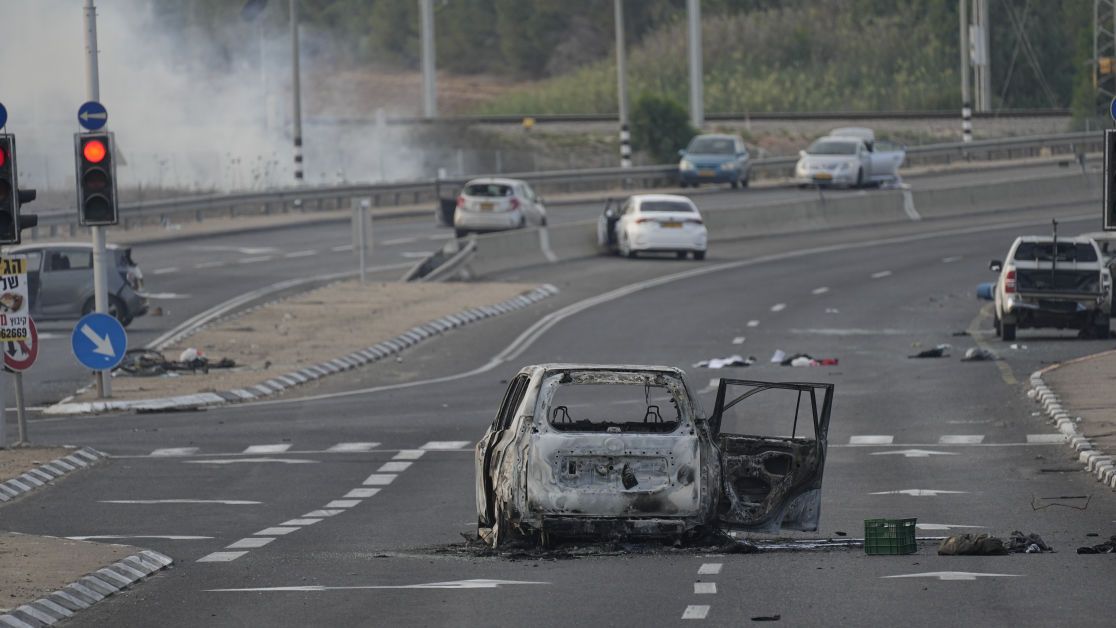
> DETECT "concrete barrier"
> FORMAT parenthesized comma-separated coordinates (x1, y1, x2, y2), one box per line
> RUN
(912, 170, 1099, 220)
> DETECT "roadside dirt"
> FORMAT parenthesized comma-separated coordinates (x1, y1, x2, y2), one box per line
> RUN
(1044, 350, 1116, 454)
(74, 281, 535, 402)
(0, 447, 74, 483)
(0, 532, 137, 613)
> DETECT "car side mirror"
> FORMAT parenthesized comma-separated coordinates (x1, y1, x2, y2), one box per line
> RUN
(989, 260, 1002, 272)
(678, 149, 686, 157)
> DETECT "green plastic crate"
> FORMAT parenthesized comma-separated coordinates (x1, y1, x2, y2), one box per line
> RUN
(864, 518, 917, 555)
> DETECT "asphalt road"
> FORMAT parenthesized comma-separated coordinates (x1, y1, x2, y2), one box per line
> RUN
(6, 190, 1116, 626)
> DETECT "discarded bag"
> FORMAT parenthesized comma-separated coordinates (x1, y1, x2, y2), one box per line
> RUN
(938, 533, 1007, 556)
(1007, 531, 1052, 553)
(961, 347, 998, 362)
(1077, 535, 1116, 554)
(909, 344, 950, 359)
(694, 355, 756, 369)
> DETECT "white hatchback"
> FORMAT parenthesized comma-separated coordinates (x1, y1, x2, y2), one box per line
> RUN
(598, 194, 708, 259)
(453, 178, 547, 238)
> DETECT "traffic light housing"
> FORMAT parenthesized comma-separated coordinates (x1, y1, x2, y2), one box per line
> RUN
(0, 134, 34, 244)
(75, 132, 118, 226)
(1106, 130, 1116, 231)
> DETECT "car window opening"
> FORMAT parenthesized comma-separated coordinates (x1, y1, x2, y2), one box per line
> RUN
(687, 138, 734, 154)
(547, 379, 683, 434)
(641, 201, 695, 213)
(465, 184, 513, 198)
(1014, 242, 1097, 263)
(807, 140, 857, 156)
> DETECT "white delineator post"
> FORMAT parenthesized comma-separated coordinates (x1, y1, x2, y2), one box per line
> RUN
(614, 0, 631, 169)
(959, 0, 972, 143)
(291, 0, 303, 182)
(85, 0, 111, 398)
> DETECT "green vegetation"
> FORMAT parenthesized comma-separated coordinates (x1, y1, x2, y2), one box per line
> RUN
(630, 95, 696, 163)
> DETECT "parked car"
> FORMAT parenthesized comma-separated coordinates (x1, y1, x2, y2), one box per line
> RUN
(474, 363, 834, 546)
(991, 235, 1111, 340)
(678, 134, 752, 189)
(11, 242, 147, 327)
(597, 194, 707, 259)
(453, 178, 547, 238)
(1081, 231, 1116, 315)
(794, 128, 905, 188)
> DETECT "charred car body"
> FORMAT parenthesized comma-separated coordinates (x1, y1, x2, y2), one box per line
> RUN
(475, 364, 834, 546)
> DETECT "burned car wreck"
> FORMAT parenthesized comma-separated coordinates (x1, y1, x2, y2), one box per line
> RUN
(475, 364, 834, 546)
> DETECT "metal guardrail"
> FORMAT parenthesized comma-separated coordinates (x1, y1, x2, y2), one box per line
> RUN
(30, 131, 1102, 240)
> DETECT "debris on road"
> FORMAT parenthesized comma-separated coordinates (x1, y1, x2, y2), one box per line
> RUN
(751, 615, 782, 622)
(961, 347, 999, 362)
(771, 351, 838, 367)
(1077, 535, 1116, 554)
(1007, 531, 1052, 553)
(938, 534, 1007, 555)
(115, 348, 236, 377)
(909, 344, 950, 358)
(1009, 343, 1029, 350)
(693, 354, 757, 369)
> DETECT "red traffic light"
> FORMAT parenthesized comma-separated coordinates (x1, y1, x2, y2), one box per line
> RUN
(83, 139, 107, 164)
(0, 146, 6, 168)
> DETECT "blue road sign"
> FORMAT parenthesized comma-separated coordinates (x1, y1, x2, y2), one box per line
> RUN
(77, 101, 108, 131)
(71, 312, 127, 370)
(0, 102, 7, 129)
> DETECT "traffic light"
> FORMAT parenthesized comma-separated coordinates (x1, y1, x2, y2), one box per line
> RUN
(1106, 130, 1116, 231)
(0, 134, 20, 243)
(75, 132, 118, 226)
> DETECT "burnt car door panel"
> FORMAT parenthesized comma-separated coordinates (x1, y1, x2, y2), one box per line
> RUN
(476, 374, 530, 528)
(709, 379, 833, 533)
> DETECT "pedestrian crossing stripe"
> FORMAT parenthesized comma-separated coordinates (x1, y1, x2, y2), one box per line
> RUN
(420, 441, 471, 450)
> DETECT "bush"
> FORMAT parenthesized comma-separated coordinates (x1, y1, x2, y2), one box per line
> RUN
(630, 94, 696, 164)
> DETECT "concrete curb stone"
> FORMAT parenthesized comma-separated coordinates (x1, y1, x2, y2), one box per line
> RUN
(43, 283, 560, 417)
(0, 448, 106, 504)
(0, 551, 173, 627)
(1028, 362, 1116, 490)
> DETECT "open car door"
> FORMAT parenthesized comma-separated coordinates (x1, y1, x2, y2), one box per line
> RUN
(708, 379, 833, 533)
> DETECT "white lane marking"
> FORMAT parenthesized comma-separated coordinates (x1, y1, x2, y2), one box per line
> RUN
(303, 509, 344, 518)
(421, 441, 471, 450)
(243, 444, 292, 454)
(697, 563, 722, 575)
(208, 579, 549, 592)
(377, 461, 411, 473)
(942, 256, 963, 263)
(67, 535, 213, 541)
(426, 234, 451, 241)
(1027, 434, 1066, 444)
(227, 537, 275, 549)
(732, 336, 745, 345)
(255, 527, 299, 536)
(192, 246, 277, 255)
(770, 303, 786, 312)
(183, 458, 318, 464)
(150, 447, 199, 457)
(284, 250, 317, 258)
(850, 435, 894, 445)
(198, 551, 247, 563)
(280, 519, 322, 526)
(939, 435, 985, 445)
(345, 488, 380, 498)
(870, 489, 969, 496)
(694, 582, 717, 594)
(393, 450, 426, 460)
(325, 500, 362, 508)
(39, 332, 62, 340)
(400, 251, 434, 259)
(152, 267, 178, 275)
(363, 474, 396, 486)
(883, 571, 1020, 581)
(811, 287, 829, 295)
(99, 499, 260, 505)
(682, 605, 710, 620)
(870, 449, 958, 458)
(331, 245, 353, 252)
(916, 524, 986, 531)
(326, 442, 380, 453)
(239, 256, 273, 264)
(871, 270, 892, 279)
(194, 261, 223, 269)
(139, 292, 191, 300)
(381, 237, 417, 246)
(746, 320, 759, 327)
(790, 328, 907, 336)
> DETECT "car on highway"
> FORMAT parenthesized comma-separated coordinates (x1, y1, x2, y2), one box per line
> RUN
(597, 194, 708, 259)
(453, 177, 547, 238)
(991, 235, 1111, 340)
(677, 134, 752, 189)
(1082, 231, 1116, 313)
(475, 363, 834, 546)
(12, 242, 147, 327)
(794, 128, 904, 188)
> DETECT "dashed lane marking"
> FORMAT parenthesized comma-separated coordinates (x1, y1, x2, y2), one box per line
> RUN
(732, 336, 745, 344)
(770, 303, 786, 312)
(420, 441, 471, 450)
(67, 535, 213, 541)
(870, 449, 957, 458)
(393, 450, 426, 460)
(325, 499, 362, 508)
(939, 435, 985, 445)
(870, 489, 969, 497)
(345, 489, 380, 498)
(255, 527, 299, 536)
(1027, 434, 1067, 444)
(194, 261, 223, 269)
(303, 509, 344, 518)
(243, 444, 292, 454)
(694, 583, 717, 594)
(883, 571, 1020, 581)
(207, 579, 549, 592)
(377, 461, 412, 473)
(197, 551, 248, 563)
(697, 563, 722, 575)
(280, 519, 322, 526)
(682, 605, 710, 620)
(183, 458, 318, 464)
(811, 287, 829, 295)
(150, 447, 199, 457)
(380, 237, 418, 246)
(331, 245, 353, 252)
(400, 251, 434, 258)
(239, 256, 273, 264)
(99, 499, 260, 505)
(284, 250, 317, 258)
(327, 442, 380, 452)
(871, 270, 892, 278)
(849, 435, 894, 445)
(363, 474, 397, 486)
(746, 320, 759, 327)
(942, 256, 963, 263)
(152, 267, 178, 275)
(227, 537, 275, 549)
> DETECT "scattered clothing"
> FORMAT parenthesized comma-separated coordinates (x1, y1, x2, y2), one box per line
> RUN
(1077, 535, 1116, 554)
(116, 348, 236, 377)
(1007, 531, 1052, 553)
(694, 355, 756, 369)
(938, 534, 1007, 556)
(961, 347, 999, 362)
(909, 344, 951, 359)
(770, 349, 787, 364)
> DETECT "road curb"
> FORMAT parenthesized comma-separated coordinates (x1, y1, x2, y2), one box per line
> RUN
(0, 448, 106, 504)
(1028, 355, 1116, 490)
(42, 284, 560, 416)
(0, 549, 172, 627)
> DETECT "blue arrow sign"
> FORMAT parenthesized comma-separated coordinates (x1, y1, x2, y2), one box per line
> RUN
(0, 102, 7, 129)
(71, 313, 127, 370)
(77, 101, 108, 131)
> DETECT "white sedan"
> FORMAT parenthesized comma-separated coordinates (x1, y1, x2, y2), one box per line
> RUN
(795, 129, 905, 188)
(453, 177, 547, 238)
(598, 194, 707, 259)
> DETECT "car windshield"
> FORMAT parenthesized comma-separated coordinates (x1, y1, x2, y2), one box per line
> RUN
(807, 140, 857, 155)
(544, 371, 686, 434)
(1013, 242, 1098, 262)
(641, 201, 695, 213)
(464, 183, 513, 197)
(687, 138, 734, 154)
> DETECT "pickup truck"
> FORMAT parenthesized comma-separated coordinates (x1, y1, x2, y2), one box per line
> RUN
(991, 236, 1112, 340)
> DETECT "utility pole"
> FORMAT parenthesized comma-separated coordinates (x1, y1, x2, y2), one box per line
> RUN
(290, 0, 303, 182)
(614, 0, 630, 168)
(84, 0, 111, 397)
(687, 0, 704, 129)
(960, 0, 972, 142)
(420, 0, 438, 118)
(971, 0, 992, 112)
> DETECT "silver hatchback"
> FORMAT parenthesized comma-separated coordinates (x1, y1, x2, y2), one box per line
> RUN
(11, 242, 148, 327)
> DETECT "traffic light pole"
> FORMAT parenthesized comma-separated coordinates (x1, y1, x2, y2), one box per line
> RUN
(84, 0, 110, 398)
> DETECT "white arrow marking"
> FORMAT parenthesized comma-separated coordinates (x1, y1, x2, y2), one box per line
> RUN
(184, 458, 318, 465)
(870, 489, 969, 497)
(81, 324, 115, 357)
(870, 449, 959, 458)
(850, 435, 893, 445)
(207, 579, 549, 592)
(916, 524, 986, 531)
(770, 303, 787, 312)
(883, 571, 1020, 581)
(746, 320, 760, 327)
(67, 535, 213, 541)
(871, 270, 892, 279)
(80, 110, 108, 121)
(100, 499, 261, 505)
